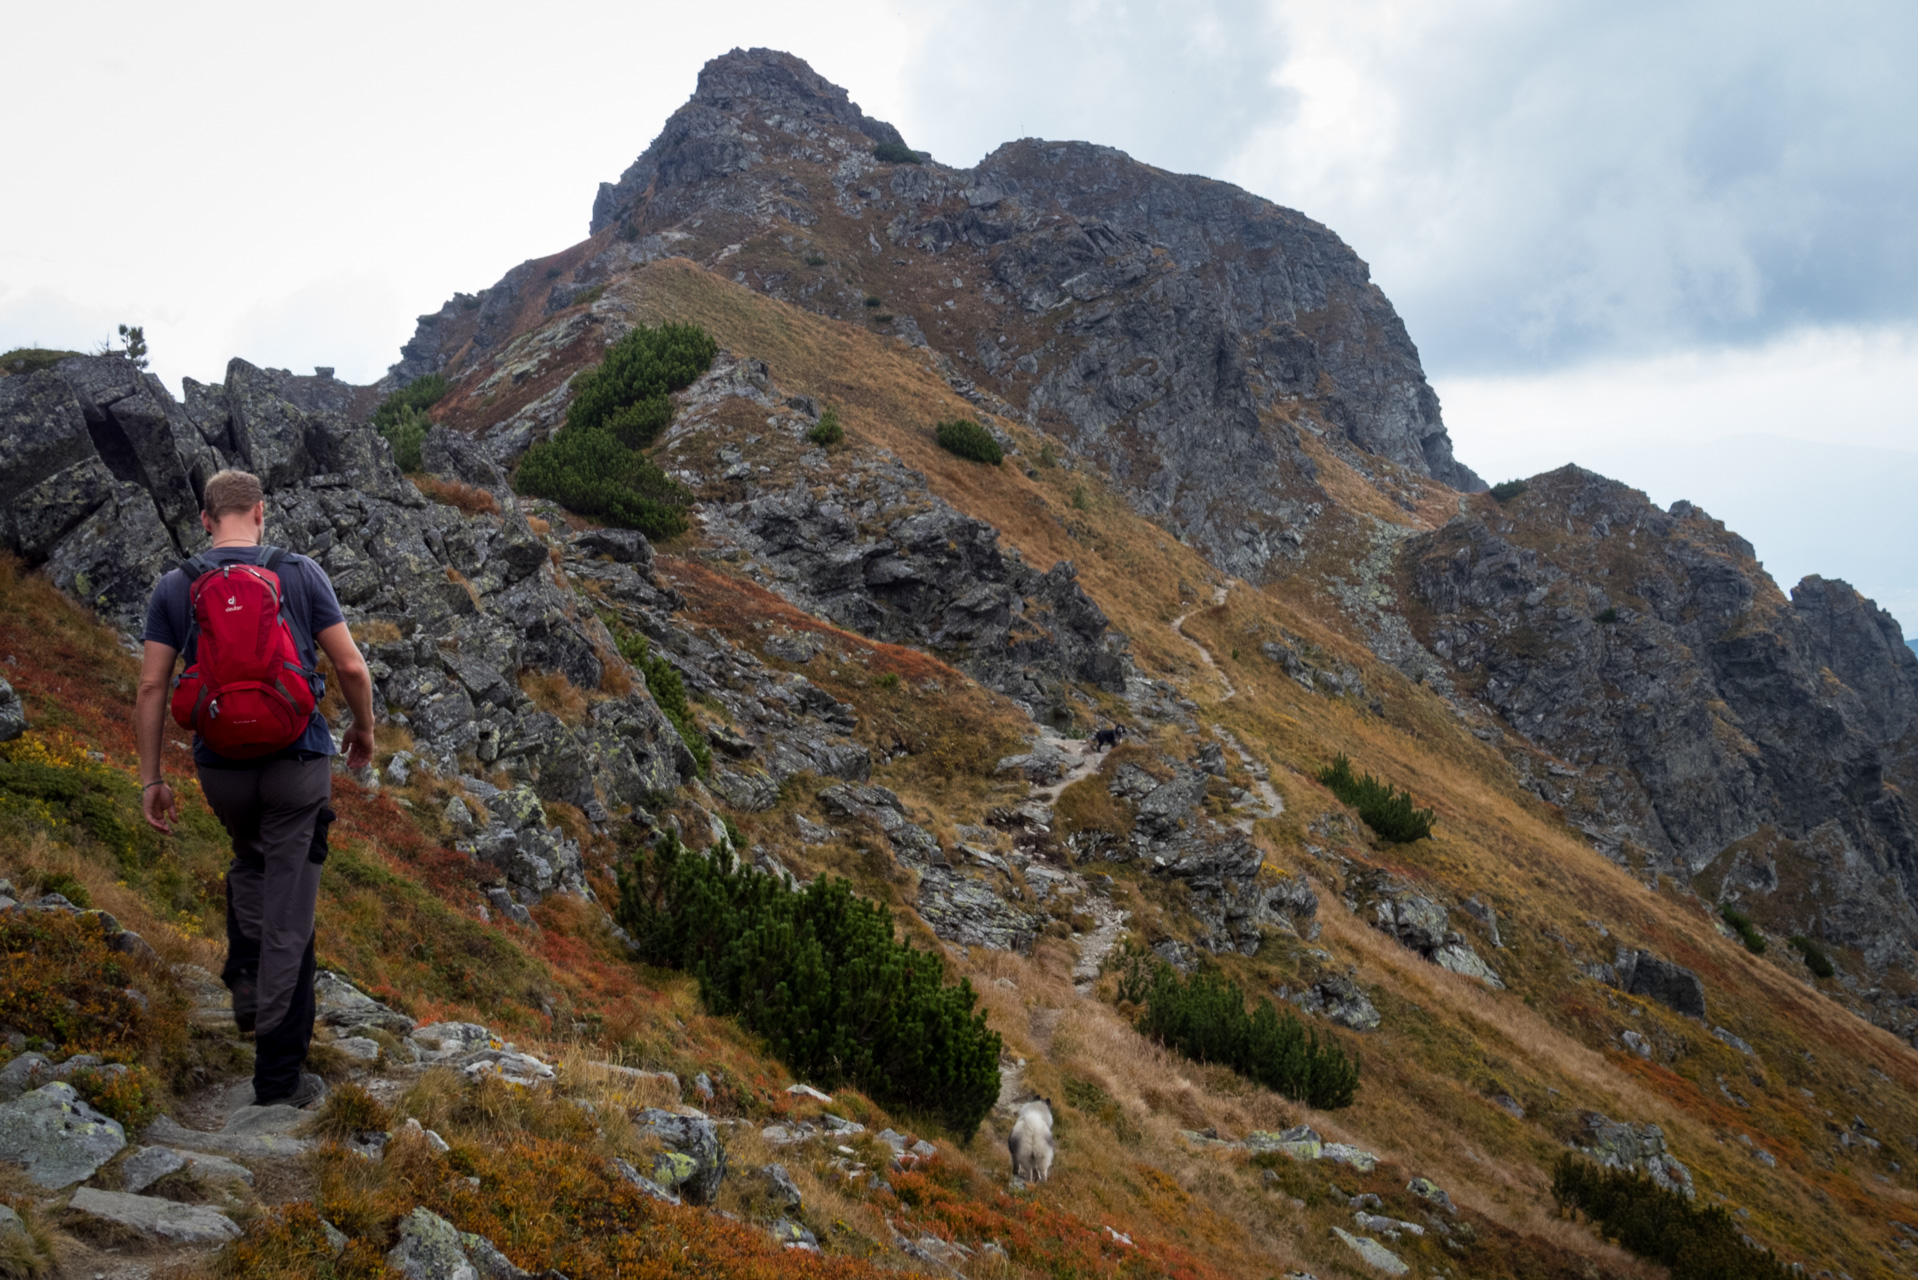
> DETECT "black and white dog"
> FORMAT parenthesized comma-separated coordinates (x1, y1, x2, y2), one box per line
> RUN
(1091, 724, 1127, 751)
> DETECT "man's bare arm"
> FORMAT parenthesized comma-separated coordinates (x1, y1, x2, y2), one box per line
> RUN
(137, 641, 180, 832)
(315, 622, 376, 770)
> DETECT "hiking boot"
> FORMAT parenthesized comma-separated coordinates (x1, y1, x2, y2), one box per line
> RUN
(254, 1071, 326, 1109)
(229, 970, 257, 1035)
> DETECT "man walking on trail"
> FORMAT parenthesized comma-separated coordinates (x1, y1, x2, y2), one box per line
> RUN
(133, 469, 375, 1108)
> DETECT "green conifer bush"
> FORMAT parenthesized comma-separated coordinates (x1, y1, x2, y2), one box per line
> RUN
(513, 323, 716, 538)
(1317, 753, 1435, 842)
(615, 833, 1002, 1138)
(1113, 948, 1359, 1109)
(1489, 478, 1529, 502)
(872, 142, 922, 164)
(1719, 904, 1766, 954)
(935, 418, 1003, 465)
(371, 374, 449, 472)
(609, 624, 710, 776)
(1790, 934, 1836, 978)
(1551, 1155, 1794, 1279)
(807, 407, 844, 447)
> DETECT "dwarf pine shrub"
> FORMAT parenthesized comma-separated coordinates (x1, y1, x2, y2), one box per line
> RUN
(1489, 478, 1528, 503)
(807, 407, 844, 447)
(1719, 904, 1766, 954)
(935, 418, 1003, 465)
(371, 374, 449, 472)
(1552, 1155, 1794, 1280)
(615, 833, 1002, 1138)
(606, 618, 710, 776)
(873, 141, 922, 164)
(1790, 934, 1836, 978)
(1317, 753, 1435, 842)
(1113, 947, 1359, 1109)
(514, 323, 716, 539)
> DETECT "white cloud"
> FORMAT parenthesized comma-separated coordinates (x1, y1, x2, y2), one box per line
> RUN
(1438, 325, 1918, 633)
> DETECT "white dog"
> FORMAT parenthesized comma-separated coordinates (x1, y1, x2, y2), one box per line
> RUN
(1008, 1098, 1056, 1182)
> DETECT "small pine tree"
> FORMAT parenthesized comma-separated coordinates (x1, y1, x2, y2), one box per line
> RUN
(807, 407, 844, 447)
(116, 324, 148, 369)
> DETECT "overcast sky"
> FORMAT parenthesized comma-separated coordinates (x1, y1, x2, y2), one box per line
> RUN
(4, 1, 1913, 629)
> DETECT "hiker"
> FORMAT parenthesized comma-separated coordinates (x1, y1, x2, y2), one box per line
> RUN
(134, 469, 375, 1108)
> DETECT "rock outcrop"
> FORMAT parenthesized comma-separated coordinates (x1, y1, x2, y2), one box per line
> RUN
(1400, 467, 1918, 984)
(0, 355, 691, 907)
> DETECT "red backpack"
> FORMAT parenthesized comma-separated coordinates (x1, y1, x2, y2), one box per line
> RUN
(169, 547, 323, 758)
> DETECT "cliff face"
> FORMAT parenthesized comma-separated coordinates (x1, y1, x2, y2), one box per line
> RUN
(1400, 467, 1918, 981)
(393, 47, 1479, 582)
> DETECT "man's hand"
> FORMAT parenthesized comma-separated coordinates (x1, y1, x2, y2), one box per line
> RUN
(142, 780, 179, 834)
(342, 722, 375, 771)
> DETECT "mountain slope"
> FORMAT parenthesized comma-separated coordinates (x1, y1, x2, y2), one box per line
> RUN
(5, 45, 1918, 1280)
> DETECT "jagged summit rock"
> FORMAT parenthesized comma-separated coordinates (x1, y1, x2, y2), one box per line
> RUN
(591, 47, 909, 236)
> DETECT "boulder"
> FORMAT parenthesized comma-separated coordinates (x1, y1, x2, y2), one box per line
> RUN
(915, 865, 1042, 952)
(67, 1187, 240, 1245)
(1295, 974, 1381, 1032)
(315, 970, 417, 1035)
(1331, 1226, 1409, 1275)
(1406, 1176, 1455, 1214)
(146, 1112, 312, 1160)
(1572, 1111, 1694, 1198)
(120, 1144, 254, 1193)
(1613, 949, 1706, 1019)
(387, 1206, 478, 1280)
(0, 1053, 53, 1103)
(632, 1108, 726, 1205)
(613, 1156, 682, 1205)
(0, 1082, 126, 1187)
(763, 1162, 803, 1212)
(0, 676, 25, 744)
(1245, 1125, 1321, 1161)
(1355, 871, 1501, 988)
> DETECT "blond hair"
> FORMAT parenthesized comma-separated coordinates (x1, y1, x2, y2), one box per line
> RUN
(201, 469, 264, 521)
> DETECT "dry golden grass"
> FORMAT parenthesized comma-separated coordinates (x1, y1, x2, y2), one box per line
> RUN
(412, 474, 501, 516)
(519, 668, 590, 725)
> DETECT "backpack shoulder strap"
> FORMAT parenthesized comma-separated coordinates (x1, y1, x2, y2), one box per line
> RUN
(258, 546, 320, 673)
(176, 553, 216, 583)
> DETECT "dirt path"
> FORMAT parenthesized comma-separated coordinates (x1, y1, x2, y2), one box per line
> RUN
(1170, 584, 1237, 702)
(1028, 732, 1112, 805)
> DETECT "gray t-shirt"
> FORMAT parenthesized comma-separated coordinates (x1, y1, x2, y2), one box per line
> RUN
(141, 546, 345, 766)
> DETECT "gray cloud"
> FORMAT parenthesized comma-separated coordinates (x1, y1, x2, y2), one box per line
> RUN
(897, 0, 1295, 181)
(892, 0, 1918, 373)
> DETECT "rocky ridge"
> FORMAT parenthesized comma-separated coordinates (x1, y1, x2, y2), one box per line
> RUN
(1396, 467, 1918, 1030)
(392, 47, 1481, 588)
(0, 354, 689, 907)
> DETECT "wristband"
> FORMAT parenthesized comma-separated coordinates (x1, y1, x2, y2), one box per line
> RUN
(143, 780, 168, 791)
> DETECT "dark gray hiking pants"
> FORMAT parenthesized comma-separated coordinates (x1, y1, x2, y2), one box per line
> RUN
(198, 755, 332, 1100)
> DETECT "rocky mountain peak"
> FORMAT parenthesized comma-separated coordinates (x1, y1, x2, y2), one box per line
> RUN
(590, 47, 906, 237)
